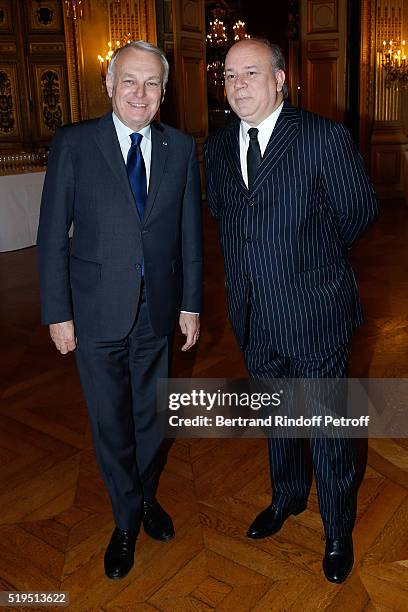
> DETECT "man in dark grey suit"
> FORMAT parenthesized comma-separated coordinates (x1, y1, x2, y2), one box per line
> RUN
(205, 38, 377, 584)
(37, 41, 202, 579)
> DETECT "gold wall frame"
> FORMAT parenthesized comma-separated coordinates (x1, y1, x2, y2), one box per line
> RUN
(359, 0, 377, 165)
(62, 2, 85, 122)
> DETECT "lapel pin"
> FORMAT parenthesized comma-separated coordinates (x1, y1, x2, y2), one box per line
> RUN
(162, 141, 168, 146)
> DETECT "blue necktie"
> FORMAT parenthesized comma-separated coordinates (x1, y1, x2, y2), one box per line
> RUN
(126, 132, 147, 220)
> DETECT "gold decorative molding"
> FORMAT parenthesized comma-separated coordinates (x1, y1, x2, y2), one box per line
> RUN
(308, 1, 338, 34)
(301, 0, 346, 121)
(106, 0, 157, 42)
(181, 0, 202, 32)
(62, 5, 83, 123)
(0, 42, 16, 53)
(146, 0, 158, 42)
(33, 64, 67, 137)
(0, 0, 13, 33)
(369, 0, 407, 196)
(306, 38, 339, 53)
(27, 0, 63, 33)
(0, 64, 22, 140)
(180, 36, 203, 52)
(0, 150, 48, 175)
(359, 0, 376, 164)
(29, 42, 66, 54)
(163, 0, 173, 33)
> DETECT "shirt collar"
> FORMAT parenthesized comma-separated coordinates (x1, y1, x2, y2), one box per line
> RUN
(112, 112, 151, 143)
(240, 102, 284, 140)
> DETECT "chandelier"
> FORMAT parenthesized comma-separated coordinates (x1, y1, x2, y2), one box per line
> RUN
(206, 18, 228, 47)
(379, 39, 408, 89)
(206, 8, 250, 88)
(233, 20, 250, 42)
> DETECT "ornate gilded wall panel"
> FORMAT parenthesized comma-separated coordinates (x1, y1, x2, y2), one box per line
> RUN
(91, 0, 157, 42)
(370, 0, 408, 198)
(0, 0, 13, 33)
(0, 1, 70, 155)
(0, 64, 23, 141)
(32, 64, 67, 138)
(27, 0, 62, 33)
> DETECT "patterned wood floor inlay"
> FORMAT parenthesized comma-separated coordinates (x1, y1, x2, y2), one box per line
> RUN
(0, 201, 407, 611)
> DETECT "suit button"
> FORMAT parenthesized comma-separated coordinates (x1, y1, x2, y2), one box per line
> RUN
(245, 237, 253, 244)
(248, 199, 255, 206)
(142, 229, 148, 235)
(135, 264, 141, 270)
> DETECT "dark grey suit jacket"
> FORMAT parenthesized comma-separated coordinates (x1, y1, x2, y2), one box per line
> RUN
(205, 102, 378, 357)
(37, 113, 202, 339)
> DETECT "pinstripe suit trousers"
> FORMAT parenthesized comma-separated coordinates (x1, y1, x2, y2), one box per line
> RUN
(244, 307, 356, 539)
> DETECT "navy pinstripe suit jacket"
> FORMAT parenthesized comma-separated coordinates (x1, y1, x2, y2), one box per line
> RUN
(204, 102, 378, 358)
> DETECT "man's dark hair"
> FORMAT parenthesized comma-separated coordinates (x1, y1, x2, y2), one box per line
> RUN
(246, 37, 289, 99)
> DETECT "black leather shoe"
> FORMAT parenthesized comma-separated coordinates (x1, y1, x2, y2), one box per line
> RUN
(323, 535, 354, 584)
(142, 499, 175, 542)
(246, 501, 306, 539)
(104, 527, 137, 580)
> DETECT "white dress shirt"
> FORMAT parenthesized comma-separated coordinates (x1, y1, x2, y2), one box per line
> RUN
(239, 102, 284, 187)
(112, 113, 198, 316)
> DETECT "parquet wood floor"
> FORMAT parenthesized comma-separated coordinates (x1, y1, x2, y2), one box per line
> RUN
(0, 201, 407, 611)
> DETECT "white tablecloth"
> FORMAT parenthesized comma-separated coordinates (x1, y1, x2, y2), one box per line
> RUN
(0, 171, 45, 252)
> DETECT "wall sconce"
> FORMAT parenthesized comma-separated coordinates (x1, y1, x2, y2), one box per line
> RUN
(98, 35, 131, 88)
(379, 39, 408, 89)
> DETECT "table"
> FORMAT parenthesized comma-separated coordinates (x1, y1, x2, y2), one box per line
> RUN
(0, 171, 45, 252)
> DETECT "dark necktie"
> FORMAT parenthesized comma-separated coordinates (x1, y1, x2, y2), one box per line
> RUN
(126, 132, 147, 219)
(247, 127, 262, 190)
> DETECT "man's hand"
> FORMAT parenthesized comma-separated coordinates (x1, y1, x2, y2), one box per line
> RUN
(179, 313, 200, 351)
(49, 320, 76, 354)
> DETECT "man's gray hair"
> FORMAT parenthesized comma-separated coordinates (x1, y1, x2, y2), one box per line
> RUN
(107, 40, 169, 89)
(247, 37, 289, 99)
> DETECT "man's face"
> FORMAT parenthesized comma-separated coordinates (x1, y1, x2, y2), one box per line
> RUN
(106, 47, 165, 131)
(224, 41, 285, 126)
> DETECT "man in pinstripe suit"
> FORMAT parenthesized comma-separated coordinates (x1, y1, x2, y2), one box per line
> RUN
(204, 38, 378, 584)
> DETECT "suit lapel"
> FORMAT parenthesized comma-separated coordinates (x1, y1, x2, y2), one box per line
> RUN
(144, 122, 168, 223)
(222, 119, 248, 198)
(251, 102, 300, 193)
(221, 103, 301, 197)
(93, 113, 140, 223)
